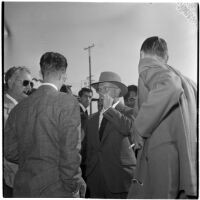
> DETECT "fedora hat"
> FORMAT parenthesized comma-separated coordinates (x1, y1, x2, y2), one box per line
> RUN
(91, 71, 128, 97)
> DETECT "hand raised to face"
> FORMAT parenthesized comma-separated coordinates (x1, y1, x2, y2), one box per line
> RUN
(98, 92, 114, 110)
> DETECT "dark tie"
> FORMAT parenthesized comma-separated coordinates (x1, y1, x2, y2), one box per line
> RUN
(85, 110, 88, 117)
(99, 117, 108, 141)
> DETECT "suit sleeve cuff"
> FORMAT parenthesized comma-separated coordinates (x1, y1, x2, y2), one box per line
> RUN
(102, 101, 120, 114)
(112, 100, 120, 108)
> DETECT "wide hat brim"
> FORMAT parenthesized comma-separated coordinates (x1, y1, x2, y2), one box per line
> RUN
(91, 71, 128, 97)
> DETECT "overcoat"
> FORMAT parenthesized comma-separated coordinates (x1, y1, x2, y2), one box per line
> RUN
(128, 58, 197, 198)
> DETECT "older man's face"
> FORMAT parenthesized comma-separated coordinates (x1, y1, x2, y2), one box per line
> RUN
(97, 82, 119, 99)
(10, 71, 33, 101)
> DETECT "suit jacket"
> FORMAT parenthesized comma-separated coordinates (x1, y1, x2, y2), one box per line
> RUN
(85, 103, 137, 193)
(4, 85, 84, 197)
(4, 94, 18, 187)
(80, 105, 88, 131)
(79, 105, 88, 179)
(128, 58, 197, 198)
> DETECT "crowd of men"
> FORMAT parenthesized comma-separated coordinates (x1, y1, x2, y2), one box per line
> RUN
(4, 36, 197, 198)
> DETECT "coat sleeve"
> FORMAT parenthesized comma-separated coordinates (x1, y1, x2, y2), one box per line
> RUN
(103, 102, 135, 135)
(4, 108, 19, 164)
(58, 97, 86, 196)
(103, 103, 143, 147)
(135, 67, 183, 138)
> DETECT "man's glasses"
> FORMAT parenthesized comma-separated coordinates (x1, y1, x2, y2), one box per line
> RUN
(96, 86, 118, 93)
(22, 80, 34, 88)
(127, 97, 136, 103)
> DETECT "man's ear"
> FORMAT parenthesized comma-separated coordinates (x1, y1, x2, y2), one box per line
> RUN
(60, 73, 67, 83)
(140, 51, 145, 59)
(7, 77, 14, 89)
(164, 54, 169, 63)
(39, 70, 43, 79)
(114, 88, 121, 98)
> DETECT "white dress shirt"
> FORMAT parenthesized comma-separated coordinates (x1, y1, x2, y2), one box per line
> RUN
(98, 100, 120, 129)
(79, 103, 87, 113)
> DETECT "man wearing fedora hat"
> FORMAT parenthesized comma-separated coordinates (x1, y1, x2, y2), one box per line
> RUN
(84, 71, 140, 198)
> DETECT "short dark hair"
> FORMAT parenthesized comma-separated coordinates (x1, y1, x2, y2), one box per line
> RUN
(78, 87, 93, 97)
(40, 52, 68, 77)
(140, 36, 168, 59)
(60, 84, 72, 94)
(124, 85, 137, 100)
(5, 66, 31, 89)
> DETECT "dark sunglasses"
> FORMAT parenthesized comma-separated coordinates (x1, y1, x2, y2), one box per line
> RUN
(23, 80, 34, 88)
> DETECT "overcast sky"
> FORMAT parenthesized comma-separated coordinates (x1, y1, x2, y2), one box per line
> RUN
(4, 2, 198, 97)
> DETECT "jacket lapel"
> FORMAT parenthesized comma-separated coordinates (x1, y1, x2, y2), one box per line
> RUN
(90, 112, 101, 146)
(100, 121, 112, 144)
(99, 102, 125, 143)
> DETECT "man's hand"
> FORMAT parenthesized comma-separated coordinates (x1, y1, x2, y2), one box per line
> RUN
(102, 93, 114, 110)
(72, 179, 86, 198)
(79, 181, 86, 198)
(129, 126, 144, 155)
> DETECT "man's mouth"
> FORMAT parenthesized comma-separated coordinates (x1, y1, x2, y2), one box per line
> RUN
(23, 90, 31, 95)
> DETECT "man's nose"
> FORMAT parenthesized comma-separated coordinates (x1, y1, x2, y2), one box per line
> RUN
(87, 96, 92, 100)
(26, 84, 32, 90)
(99, 94, 104, 100)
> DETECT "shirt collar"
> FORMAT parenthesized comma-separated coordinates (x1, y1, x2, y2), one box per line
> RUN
(79, 103, 87, 112)
(6, 93, 18, 105)
(41, 83, 58, 91)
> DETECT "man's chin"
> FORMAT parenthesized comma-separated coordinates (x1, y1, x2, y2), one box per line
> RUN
(25, 91, 32, 96)
(22, 92, 29, 97)
(17, 93, 28, 102)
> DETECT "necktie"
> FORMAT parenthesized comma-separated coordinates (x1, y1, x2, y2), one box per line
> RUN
(99, 117, 108, 141)
(85, 110, 88, 117)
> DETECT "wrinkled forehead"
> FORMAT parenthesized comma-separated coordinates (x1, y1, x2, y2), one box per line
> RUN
(99, 82, 117, 88)
(82, 91, 93, 97)
(15, 70, 32, 81)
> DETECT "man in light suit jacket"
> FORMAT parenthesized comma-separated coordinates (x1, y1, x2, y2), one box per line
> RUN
(4, 66, 33, 197)
(127, 36, 197, 198)
(84, 71, 139, 198)
(4, 52, 86, 197)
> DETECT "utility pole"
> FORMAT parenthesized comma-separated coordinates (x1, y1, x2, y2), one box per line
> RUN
(84, 43, 95, 115)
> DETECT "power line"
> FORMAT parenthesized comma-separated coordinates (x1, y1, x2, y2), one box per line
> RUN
(84, 43, 95, 114)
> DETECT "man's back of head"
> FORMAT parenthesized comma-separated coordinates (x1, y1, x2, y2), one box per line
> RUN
(140, 36, 169, 63)
(40, 52, 68, 90)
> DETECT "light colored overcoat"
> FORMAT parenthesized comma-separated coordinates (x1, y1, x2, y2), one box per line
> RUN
(128, 58, 197, 198)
